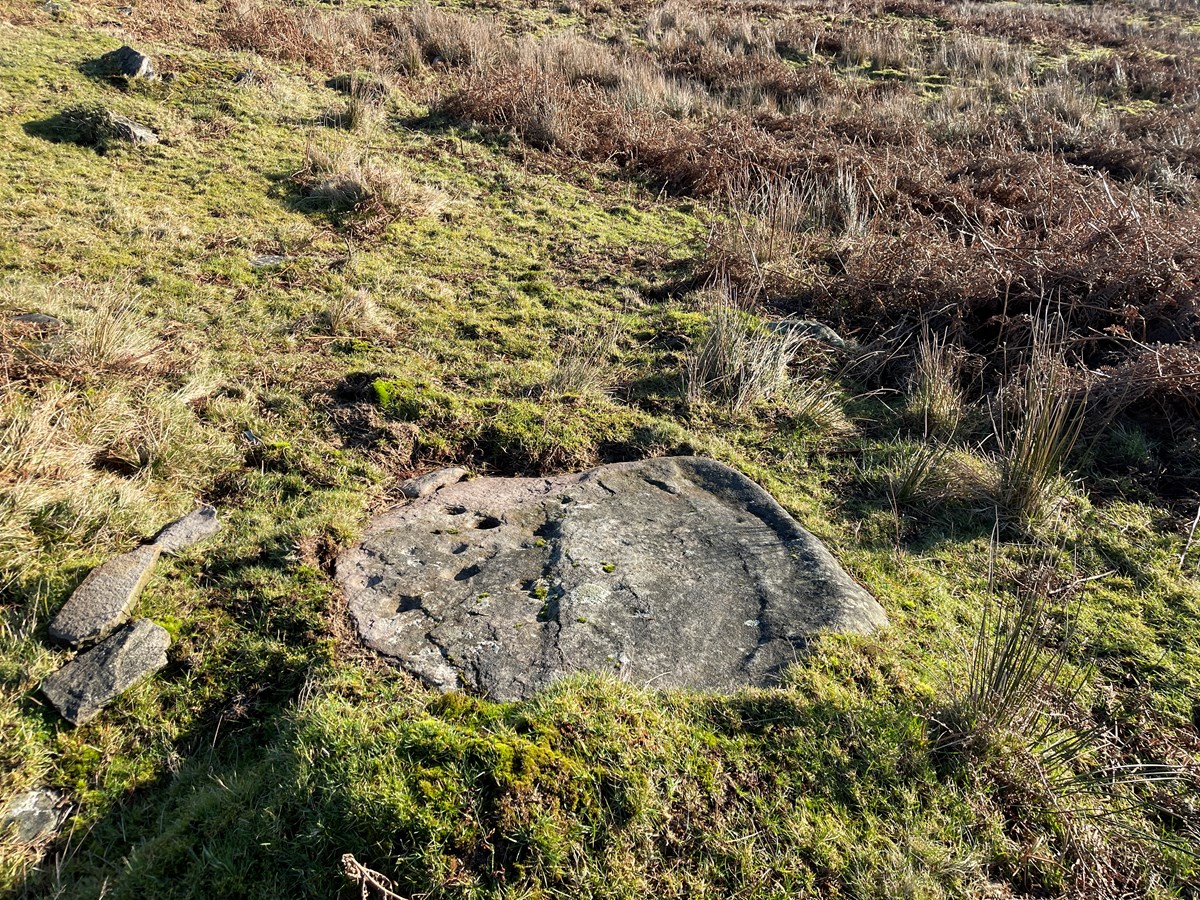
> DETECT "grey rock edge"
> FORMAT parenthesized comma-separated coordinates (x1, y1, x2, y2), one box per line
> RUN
(0, 790, 69, 845)
(96, 45, 154, 79)
(249, 253, 292, 268)
(105, 113, 158, 146)
(49, 545, 161, 645)
(154, 505, 221, 554)
(10, 312, 63, 329)
(338, 457, 887, 701)
(767, 319, 852, 349)
(41, 620, 170, 726)
(399, 467, 468, 499)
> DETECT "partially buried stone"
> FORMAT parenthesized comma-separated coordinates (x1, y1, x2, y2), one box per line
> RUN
(10, 312, 63, 329)
(56, 104, 157, 148)
(106, 113, 158, 145)
(338, 456, 888, 700)
(249, 254, 290, 268)
(95, 45, 154, 79)
(398, 467, 467, 499)
(0, 790, 69, 845)
(153, 505, 220, 554)
(767, 319, 852, 349)
(49, 544, 161, 645)
(41, 619, 170, 726)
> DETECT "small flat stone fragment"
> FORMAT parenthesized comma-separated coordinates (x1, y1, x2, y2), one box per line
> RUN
(0, 790, 69, 845)
(10, 312, 63, 329)
(107, 113, 158, 145)
(339, 457, 887, 700)
(768, 319, 852, 348)
(41, 619, 170, 726)
(153, 505, 220, 554)
(49, 544, 161, 645)
(96, 45, 154, 79)
(250, 253, 291, 268)
(399, 467, 468, 499)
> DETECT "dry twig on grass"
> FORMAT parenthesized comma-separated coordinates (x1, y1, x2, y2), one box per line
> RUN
(342, 853, 408, 900)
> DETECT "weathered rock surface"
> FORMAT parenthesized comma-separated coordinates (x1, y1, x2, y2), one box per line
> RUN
(249, 253, 291, 268)
(0, 790, 68, 845)
(154, 505, 220, 554)
(399, 467, 468, 499)
(768, 319, 852, 348)
(41, 619, 170, 725)
(10, 312, 63, 329)
(105, 113, 158, 145)
(49, 544, 161, 645)
(96, 45, 154, 79)
(338, 457, 886, 700)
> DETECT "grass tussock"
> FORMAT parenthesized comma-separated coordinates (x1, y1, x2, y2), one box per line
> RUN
(991, 321, 1089, 527)
(293, 141, 448, 230)
(935, 583, 1085, 755)
(930, 559, 1197, 895)
(684, 292, 803, 412)
(908, 326, 967, 442)
(544, 320, 622, 398)
(324, 289, 384, 338)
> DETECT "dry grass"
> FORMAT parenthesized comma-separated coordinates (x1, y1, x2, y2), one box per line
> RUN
(991, 320, 1089, 527)
(835, 24, 918, 73)
(61, 0, 1200, 406)
(293, 141, 448, 230)
(217, 0, 376, 72)
(325, 289, 384, 337)
(908, 326, 966, 441)
(321, 95, 387, 134)
(883, 441, 993, 506)
(409, 2, 509, 71)
(0, 278, 236, 582)
(544, 320, 622, 398)
(705, 165, 870, 299)
(684, 291, 803, 411)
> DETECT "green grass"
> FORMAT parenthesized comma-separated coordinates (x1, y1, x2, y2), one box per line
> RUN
(1, 3, 1198, 898)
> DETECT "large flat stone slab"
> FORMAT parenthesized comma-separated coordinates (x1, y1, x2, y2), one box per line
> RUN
(49, 544, 161, 645)
(338, 457, 886, 700)
(41, 619, 170, 725)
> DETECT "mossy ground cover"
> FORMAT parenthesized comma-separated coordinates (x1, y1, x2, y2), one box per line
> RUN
(1, 1, 1199, 897)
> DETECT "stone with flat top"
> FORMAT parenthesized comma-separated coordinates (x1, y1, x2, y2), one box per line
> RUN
(338, 457, 886, 700)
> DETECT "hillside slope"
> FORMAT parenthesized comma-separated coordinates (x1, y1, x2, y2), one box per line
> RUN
(1, 0, 1199, 896)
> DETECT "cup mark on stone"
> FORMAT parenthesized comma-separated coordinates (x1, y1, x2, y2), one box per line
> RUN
(454, 564, 482, 582)
(388, 595, 423, 614)
(644, 477, 679, 495)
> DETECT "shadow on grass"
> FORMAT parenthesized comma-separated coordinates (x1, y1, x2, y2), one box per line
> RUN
(21, 112, 96, 148)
